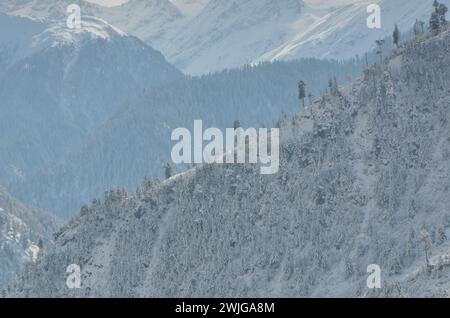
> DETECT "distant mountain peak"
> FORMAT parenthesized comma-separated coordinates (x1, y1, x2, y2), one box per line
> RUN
(34, 16, 127, 48)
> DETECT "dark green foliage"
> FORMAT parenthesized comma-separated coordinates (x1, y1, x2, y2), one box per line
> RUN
(393, 24, 400, 47)
(298, 80, 306, 107)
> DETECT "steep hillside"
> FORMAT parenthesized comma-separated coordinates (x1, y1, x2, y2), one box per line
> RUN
(0, 187, 61, 291)
(13, 58, 363, 218)
(258, 0, 450, 63)
(9, 29, 450, 297)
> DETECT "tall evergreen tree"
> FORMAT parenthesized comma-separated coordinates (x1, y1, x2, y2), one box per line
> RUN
(375, 40, 384, 62)
(393, 24, 400, 47)
(298, 80, 306, 108)
(438, 3, 448, 26)
(164, 162, 173, 180)
(430, 11, 441, 35)
(430, 1, 448, 35)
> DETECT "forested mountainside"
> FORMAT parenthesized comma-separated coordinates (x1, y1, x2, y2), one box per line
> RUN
(9, 29, 450, 297)
(0, 187, 61, 291)
(11, 58, 363, 219)
(0, 15, 181, 195)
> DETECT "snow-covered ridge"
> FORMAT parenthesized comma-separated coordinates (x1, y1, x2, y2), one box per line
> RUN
(259, 0, 450, 63)
(33, 16, 127, 48)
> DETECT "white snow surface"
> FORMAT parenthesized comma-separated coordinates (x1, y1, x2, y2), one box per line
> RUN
(2, 0, 450, 74)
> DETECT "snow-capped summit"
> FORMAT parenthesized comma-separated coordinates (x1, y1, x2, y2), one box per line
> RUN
(33, 16, 127, 49)
(0, 0, 185, 53)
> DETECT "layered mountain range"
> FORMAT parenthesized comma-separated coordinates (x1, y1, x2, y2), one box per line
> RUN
(2, 0, 449, 74)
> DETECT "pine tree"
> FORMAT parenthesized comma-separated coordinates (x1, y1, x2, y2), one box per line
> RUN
(430, 1, 448, 35)
(430, 11, 441, 35)
(298, 80, 306, 107)
(164, 162, 173, 180)
(375, 40, 384, 62)
(438, 3, 448, 26)
(393, 24, 400, 47)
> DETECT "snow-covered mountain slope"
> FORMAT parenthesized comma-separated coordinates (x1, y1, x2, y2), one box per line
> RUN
(165, 0, 450, 74)
(259, 0, 450, 63)
(9, 29, 450, 297)
(0, 15, 182, 188)
(12, 58, 362, 219)
(162, 0, 306, 74)
(0, 187, 61, 291)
